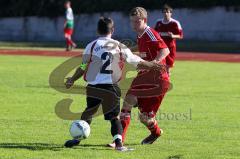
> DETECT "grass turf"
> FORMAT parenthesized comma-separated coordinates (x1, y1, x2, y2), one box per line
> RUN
(0, 55, 239, 159)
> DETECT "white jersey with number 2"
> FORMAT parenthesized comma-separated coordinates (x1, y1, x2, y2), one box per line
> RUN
(82, 37, 143, 85)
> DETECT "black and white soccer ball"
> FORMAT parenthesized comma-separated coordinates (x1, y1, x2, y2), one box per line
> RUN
(69, 120, 90, 139)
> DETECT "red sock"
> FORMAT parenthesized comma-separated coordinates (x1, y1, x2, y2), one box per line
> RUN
(120, 109, 131, 143)
(147, 120, 161, 136)
(69, 39, 75, 46)
(66, 38, 71, 46)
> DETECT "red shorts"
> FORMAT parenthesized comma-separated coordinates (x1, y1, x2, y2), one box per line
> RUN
(127, 70, 170, 117)
(166, 46, 176, 68)
(64, 28, 73, 36)
(138, 95, 165, 117)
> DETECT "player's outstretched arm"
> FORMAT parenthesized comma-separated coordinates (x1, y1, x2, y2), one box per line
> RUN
(137, 61, 163, 70)
(65, 67, 85, 89)
(122, 46, 165, 70)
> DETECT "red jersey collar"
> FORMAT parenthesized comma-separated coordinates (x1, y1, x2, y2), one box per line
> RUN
(138, 26, 150, 38)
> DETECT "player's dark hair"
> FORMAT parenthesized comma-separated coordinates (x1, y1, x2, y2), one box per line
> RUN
(65, 0, 71, 4)
(162, 4, 173, 13)
(97, 17, 114, 35)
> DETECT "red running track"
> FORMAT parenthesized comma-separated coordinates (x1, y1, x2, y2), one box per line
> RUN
(0, 49, 240, 63)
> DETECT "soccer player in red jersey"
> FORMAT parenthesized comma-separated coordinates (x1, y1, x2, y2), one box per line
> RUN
(154, 4, 183, 75)
(108, 7, 170, 147)
(64, 1, 77, 51)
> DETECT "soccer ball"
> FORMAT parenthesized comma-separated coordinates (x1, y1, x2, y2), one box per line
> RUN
(69, 120, 90, 139)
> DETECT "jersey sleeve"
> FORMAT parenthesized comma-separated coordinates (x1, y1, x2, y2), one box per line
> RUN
(173, 21, 183, 38)
(149, 31, 168, 50)
(82, 43, 92, 64)
(120, 44, 143, 67)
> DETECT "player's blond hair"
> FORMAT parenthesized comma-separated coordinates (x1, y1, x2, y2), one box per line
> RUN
(129, 7, 148, 19)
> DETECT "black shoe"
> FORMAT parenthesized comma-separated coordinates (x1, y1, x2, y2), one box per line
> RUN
(141, 129, 163, 145)
(64, 139, 80, 148)
(66, 45, 72, 51)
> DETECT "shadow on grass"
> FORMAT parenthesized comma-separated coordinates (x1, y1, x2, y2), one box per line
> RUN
(0, 143, 115, 151)
(168, 154, 183, 159)
(0, 143, 63, 151)
(72, 144, 114, 151)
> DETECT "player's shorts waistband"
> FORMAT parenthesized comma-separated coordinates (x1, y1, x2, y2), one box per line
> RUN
(87, 84, 119, 88)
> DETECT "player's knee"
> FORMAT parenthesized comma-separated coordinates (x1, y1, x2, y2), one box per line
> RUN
(139, 112, 155, 126)
(123, 94, 137, 109)
(64, 34, 70, 39)
(125, 94, 137, 104)
(110, 116, 120, 121)
(121, 103, 132, 112)
(120, 109, 131, 120)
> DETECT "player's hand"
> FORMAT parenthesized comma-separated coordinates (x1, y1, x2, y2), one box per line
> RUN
(152, 62, 163, 69)
(65, 77, 74, 89)
(168, 32, 174, 38)
(152, 61, 167, 72)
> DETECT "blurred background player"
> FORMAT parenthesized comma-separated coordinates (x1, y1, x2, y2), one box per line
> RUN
(64, 1, 77, 51)
(109, 7, 170, 147)
(154, 4, 183, 75)
(64, 17, 163, 151)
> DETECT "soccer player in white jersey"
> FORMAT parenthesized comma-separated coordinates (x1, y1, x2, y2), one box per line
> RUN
(64, 17, 163, 151)
(64, 1, 77, 51)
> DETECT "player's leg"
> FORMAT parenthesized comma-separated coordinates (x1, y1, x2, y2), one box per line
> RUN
(103, 85, 133, 151)
(102, 85, 123, 147)
(120, 94, 137, 143)
(64, 28, 76, 51)
(109, 116, 123, 147)
(165, 46, 176, 76)
(64, 86, 101, 148)
(64, 28, 71, 51)
(119, 69, 161, 141)
(139, 75, 170, 144)
(64, 96, 101, 148)
(68, 35, 77, 49)
(107, 92, 137, 148)
(67, 28, 77, 49)
(81, 97, 101, 124)
(108, 115, 134, 151)
(138, 95, 165, 144)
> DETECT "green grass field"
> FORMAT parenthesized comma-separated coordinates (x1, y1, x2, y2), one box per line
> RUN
(0, 55, 239, 159)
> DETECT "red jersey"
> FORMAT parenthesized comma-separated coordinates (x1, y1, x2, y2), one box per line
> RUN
(128, 26, 170, 105)
(154, 18, 183, 48)
(137, 26, 168, 64)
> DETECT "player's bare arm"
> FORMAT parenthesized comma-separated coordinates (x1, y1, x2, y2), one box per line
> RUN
(137, 60, 163, 70)
(160, 32, 182, 39)
(122, 46, 163, 70)
(154, 48, 170, 63)
(65, 66, 85, 89)
(168, 32, 183, 39)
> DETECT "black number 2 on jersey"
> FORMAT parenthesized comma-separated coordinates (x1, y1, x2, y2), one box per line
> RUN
(100, 52, 113, 74)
